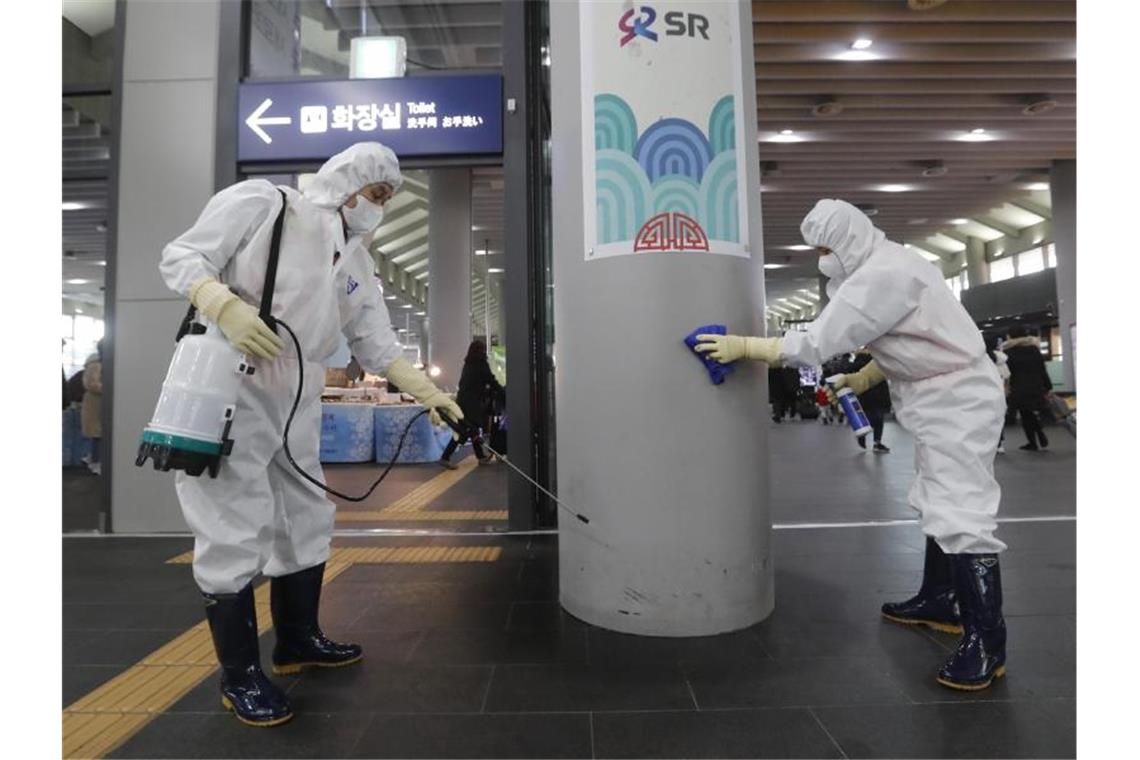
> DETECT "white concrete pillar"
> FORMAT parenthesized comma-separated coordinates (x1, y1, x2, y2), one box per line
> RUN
(1050, 159, 1076, 391)
(427, 168, 472, 390)
(109, 1, 223, 532)
(965, 236, 989, 287)
(550, 0, 772, 636)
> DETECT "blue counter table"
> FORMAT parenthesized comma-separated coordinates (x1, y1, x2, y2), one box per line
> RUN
(373, 404, 452, 464)
(318, 403, 375, 463)
(319, 403, 452, 464)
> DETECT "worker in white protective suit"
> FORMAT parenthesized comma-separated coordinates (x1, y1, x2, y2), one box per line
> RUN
(160, 142, 463, 727)
(696, 199, 1008, 692)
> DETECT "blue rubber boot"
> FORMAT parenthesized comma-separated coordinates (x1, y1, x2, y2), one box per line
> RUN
(881, 537, 963, 634)
(203, 584, 293, 727)
(270, 563, 363, 675)
(937, 554, 1007, 691)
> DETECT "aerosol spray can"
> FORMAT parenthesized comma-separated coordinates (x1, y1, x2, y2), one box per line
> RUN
(826, 374, 873, 438)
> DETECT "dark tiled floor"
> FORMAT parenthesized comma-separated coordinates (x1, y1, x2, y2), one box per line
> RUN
(62, 419, 1075, 759)
(62, 466, 104, 533)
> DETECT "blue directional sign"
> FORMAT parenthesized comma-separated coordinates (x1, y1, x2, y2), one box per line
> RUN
(237, 75, 503, 163)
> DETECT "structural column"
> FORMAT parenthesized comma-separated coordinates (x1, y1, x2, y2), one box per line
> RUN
(108, 0, 229, 532)
(1050, 159, 1076, 391)
(549, 0, 772, 636)
(965, 236, 989, 287)
(427, 168, 472, 390)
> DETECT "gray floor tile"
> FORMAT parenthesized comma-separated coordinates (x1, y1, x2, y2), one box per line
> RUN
(485, 663, 694, 712)
(813, 699, 1076, 759)
(287, 662, 493, 714)
(350, 712, 592, 759)
(109, 712, 369, 759)
(412, 627, 589, 665)
(593, 708, 844, 759)
(685, 655, 913, 709)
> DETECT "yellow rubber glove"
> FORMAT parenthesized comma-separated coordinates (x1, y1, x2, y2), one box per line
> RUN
(694, 334, 782, 366)
(189, 278, 284, 360)
(385, 357, 464, 438)
(826, 360, 886, 403)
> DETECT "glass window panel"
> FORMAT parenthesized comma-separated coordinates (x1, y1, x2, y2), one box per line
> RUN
(989, 256, 1015, 283)
(1018, 248, 1045, 276)
(1045, 242, 1057, 268)
(249, 1, 503, 79)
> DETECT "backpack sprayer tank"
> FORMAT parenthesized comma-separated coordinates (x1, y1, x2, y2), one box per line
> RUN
(135, 324, 253, 478)
(136, 188, 289, 480)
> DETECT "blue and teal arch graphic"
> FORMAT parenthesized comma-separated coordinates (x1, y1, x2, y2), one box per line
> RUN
(595, 94, 638, 154)
(634, 119, 713, 184)
(699, 151, 739, 243)
(708, 96, 735, 156)
(593, 93, 740, 248)
(596, 149, 654, 245)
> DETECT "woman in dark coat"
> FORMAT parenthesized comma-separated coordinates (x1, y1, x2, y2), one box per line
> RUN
(1001, 326, 1052, 451)
(439, 339, 504, 469)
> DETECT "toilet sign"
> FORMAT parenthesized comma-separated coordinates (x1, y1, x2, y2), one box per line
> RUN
(237, 75, 503, 162)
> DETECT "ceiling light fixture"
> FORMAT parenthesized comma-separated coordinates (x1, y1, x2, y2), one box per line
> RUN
(1024, 182, 1050, 191)
(385, 295, 397, 300)
(474, 249, 487, 256)
(767, 129, 805, 143)
(834, 39, 879, 62)
(61, 202, 87, 211)
(782, 244, 815, 251)
(401, 304, 413, 309)
(875, 184, 913, 193)
(763, 263, 788, 270)
(956, 128, 995, 143)
(65, 278, 90, 285)
(949, 218, 969, 225)
(488, 267, 505, 273)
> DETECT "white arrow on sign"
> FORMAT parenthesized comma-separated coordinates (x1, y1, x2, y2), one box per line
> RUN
(245, 98, 292, 145)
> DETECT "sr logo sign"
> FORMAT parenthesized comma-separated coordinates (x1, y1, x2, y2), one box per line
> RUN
(618, 6, 710, 48)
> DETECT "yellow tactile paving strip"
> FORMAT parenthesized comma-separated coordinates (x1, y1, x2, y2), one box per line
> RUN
(381, 455, 479, 513)
(166, 545, 502, 565)
(336, 509, 508, 522)
(66, 548, 500, 758)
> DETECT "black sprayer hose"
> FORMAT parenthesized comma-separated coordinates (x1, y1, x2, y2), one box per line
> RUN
(278, 319, 429, 503)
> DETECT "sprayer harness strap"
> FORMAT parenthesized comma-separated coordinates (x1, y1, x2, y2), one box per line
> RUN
(175, 188, 289, 341)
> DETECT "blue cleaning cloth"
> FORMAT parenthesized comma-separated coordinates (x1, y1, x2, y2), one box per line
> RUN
(684, 324, 736, 385)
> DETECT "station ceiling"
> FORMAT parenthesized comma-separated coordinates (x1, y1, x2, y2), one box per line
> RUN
(63, 1, 1077, 328)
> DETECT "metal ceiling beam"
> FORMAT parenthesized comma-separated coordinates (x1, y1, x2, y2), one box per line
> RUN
(751, 1, 1075, 23)
(973, 215, 1023, 238)
(1009, 198, 1052, 220)
(755, 44, 1074, 65)
(757, 93, 1076, 109)
(757, 78, 1075, 95)
(753, 22, 1075, 44)
(752, 61, 1071, 79)
(390, 241, 429, 265)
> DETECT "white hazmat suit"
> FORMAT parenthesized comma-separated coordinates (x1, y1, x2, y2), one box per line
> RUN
(781, 200, 1006, 555)
(161, 144, 413, 593)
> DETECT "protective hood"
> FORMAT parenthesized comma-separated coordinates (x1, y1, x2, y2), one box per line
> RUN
(800, 199, 886, 279)
(303, 142, 404, 210)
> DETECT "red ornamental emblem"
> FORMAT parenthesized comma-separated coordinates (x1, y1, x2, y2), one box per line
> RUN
(633, 212, 710, 253)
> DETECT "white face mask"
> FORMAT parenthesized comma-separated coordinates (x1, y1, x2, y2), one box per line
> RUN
(341, 194, 385, 234)
(818, 252, 846, 281)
